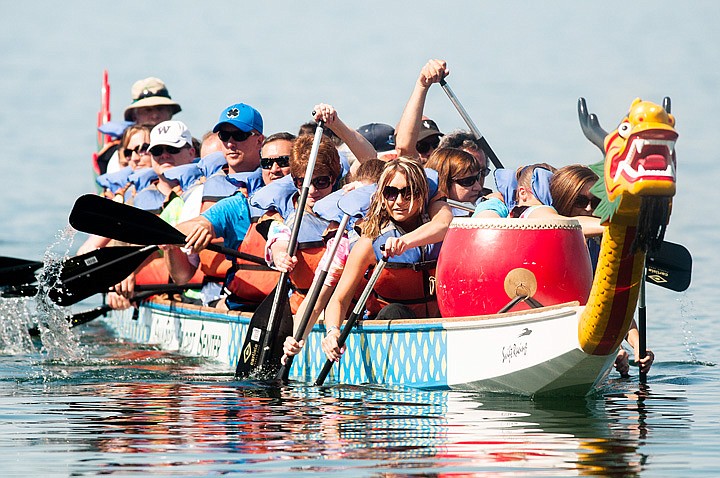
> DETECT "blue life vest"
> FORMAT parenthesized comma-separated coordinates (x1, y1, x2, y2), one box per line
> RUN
(96, 166, 132, 193)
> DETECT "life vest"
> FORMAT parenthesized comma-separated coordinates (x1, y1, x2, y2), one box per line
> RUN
(133, 251, 170, 285)
(251, 177, 331, 313)
(224, 220, 280, 306)
(197, 170, 274, 305)
(284, 211, 329, 314)
(96, 166, 132, 195)
(365, 220, 442, 319)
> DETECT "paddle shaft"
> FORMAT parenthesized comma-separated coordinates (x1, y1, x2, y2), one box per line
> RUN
(446, 199, 475, 213)
(69, 194, 269, 267)
(639, 261, 648, 383)
(439, 78, 503, 169)
(315, 257, 387, 386)
(277, 214, 351, 380)
(254, 120, 326, 372)
(69, 283, 200, 327)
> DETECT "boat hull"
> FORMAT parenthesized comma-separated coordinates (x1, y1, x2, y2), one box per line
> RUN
(105, 299, 617, 396)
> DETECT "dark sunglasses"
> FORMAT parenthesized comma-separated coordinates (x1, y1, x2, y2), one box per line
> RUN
(260, 155, 290, 170)
(416, 136, 441, 155)
(573, 195, 601, 210)
(453, 169, 491, 187)
(149, 144, 186, 156)
(218, 129, 255, 142)
(123, 143, 150, 158)
(382, 185, 413, 202)
(292, 175, 332, 190)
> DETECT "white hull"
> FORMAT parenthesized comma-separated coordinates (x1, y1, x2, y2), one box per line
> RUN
(105, 299, 617, 396)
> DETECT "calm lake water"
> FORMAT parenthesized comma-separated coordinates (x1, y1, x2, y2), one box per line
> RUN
(1, 1, 719, 476)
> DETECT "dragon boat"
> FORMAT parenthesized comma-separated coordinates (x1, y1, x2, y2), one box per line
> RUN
(103, 98, 678, 396)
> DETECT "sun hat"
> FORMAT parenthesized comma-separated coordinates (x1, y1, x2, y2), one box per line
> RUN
(417, 117, 444, 142)
(357, 123, 396, 152)
(149, 120, 193, 150)
(213, 103, 263, 134)
(123, 77, 182, 121)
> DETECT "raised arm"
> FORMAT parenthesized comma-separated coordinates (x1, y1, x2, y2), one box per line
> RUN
(395, 59, 448, 158)
(313, 103, 377, 163)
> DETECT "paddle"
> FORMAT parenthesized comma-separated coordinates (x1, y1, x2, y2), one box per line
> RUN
(315, 256, 388, 386)
(235, 120, 326, 380)
(276, 213, 351, 381)
(0, 256, 44, 287)
(68, 194, 270, 267)
(47, 245, 160, 306)
(645, 240, 691, 293)
(439, 78, 504, 169)
(638, 263, 648, 383)
(67, 283, 199, 328)
(1, 246, 159, 303)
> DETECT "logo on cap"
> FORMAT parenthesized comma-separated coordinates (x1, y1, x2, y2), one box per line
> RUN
(227, 108, 239, 119)
(423, 120, 431, 129)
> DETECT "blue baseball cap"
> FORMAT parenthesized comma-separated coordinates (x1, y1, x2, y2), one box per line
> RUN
(213, 103, 263, 134)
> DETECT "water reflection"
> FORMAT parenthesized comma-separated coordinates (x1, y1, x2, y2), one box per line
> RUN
(5, 354, 692, 477)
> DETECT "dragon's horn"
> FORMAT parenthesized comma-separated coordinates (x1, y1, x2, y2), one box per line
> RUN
(663, 96, 672, 114)
(577, 97, 608, 153)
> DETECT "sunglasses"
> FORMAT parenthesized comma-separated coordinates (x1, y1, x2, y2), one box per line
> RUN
(292, 175, 333, 190)
(149, 144, 186, 156)
(416, 136, 441, 155)
(453, 169, 491, 187)
(123, 142, 150, 158)
(218, 129, 255, 142)
(382, 185, 413, 202)
(260, 155, 290, 170)
(573, 195, 601, 210)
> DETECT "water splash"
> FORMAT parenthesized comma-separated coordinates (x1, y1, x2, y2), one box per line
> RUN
(0, 226, 86, 363)
(678, 294, 700, 363)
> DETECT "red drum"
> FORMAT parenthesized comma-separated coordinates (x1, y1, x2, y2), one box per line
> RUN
(436, 218, 593, 317)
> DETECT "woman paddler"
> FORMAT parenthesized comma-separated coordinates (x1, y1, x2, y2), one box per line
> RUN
(314, 157, 453, 364)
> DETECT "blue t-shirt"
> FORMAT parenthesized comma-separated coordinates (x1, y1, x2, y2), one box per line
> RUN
(201, 193, 252, 251)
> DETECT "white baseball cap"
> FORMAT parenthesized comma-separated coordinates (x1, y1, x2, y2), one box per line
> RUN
(149, 120, 193, 150)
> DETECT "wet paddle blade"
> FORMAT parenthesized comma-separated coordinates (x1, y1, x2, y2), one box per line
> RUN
(69, 194, 185, 245)
(48, 245, 158, 306)
(235, 284, 294, 379)
(0, 257, 44, 287)
(645, 241, 692, 292)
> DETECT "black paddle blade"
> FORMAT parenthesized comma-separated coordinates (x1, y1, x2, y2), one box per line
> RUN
(0, 256, 44, 286)
(47, 246, 158, 306)
(69, 194, 185, 245)
(235, 286, 294, 379)
(646, 241, 692, 292)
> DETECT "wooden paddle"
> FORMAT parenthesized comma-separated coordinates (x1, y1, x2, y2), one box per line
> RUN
(439, 78, 503, 169)
(315, 256, 388, 386)
(0, 256, 44, 287)
(235, 120, 326, 380)
(68, 194, 270, 267)
(275, 213, 351, 381)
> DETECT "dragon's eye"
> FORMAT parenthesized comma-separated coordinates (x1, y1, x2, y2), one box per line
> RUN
(617, 122, 632, 139)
